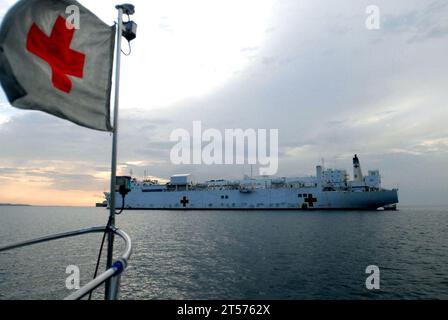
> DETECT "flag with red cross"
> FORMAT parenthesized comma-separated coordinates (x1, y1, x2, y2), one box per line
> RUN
(0, 0, 115, 131)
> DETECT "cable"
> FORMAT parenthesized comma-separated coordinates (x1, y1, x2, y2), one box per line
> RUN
(88, 215, 112, 300)
(87, 195, 125, 299)
(115, 194, 125, 215)
(121, 40, 132, 56)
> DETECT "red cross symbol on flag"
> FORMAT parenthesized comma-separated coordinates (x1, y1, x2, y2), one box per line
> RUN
(26, 16, 86, 93)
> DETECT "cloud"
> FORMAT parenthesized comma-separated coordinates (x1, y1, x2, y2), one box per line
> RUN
(382, 0, 448, 42)
(0, 161, 105, 190)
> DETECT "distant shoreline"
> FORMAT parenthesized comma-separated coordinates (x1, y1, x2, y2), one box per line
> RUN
(0, 203, 31, 207)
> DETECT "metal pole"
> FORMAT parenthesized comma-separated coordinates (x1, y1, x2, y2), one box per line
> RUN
(105, 6, 123, 300)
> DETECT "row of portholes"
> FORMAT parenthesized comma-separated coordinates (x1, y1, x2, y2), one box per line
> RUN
(205, 203, 289, 207)
(208, 203, 238, 207)
(134, 203, 294, 208)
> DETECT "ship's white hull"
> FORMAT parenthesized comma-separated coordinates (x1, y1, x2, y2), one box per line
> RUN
(114, 188, 399, 210)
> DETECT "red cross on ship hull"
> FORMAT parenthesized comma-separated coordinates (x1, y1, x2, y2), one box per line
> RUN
(304, 194, 317, 208)
(180, 196, 189, 208)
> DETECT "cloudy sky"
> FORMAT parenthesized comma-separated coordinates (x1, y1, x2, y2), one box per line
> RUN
(0, 0, 447, 206)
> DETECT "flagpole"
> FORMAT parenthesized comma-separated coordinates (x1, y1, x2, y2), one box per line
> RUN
(105, 5, 123, 300)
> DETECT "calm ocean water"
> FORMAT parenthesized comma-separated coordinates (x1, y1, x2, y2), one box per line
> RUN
(0, 205, 447, 300)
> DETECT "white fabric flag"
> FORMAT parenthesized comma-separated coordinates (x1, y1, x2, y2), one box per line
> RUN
(0, 0, 115, 131)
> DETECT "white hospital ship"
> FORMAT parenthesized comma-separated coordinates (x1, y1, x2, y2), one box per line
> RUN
(109, 155, 398, 210)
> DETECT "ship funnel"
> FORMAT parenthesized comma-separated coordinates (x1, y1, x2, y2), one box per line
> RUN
(316, 165, 323, 188)
(353, 154, 363, 182)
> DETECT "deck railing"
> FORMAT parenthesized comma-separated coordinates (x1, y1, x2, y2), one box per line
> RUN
(0, 226, 132, 300)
